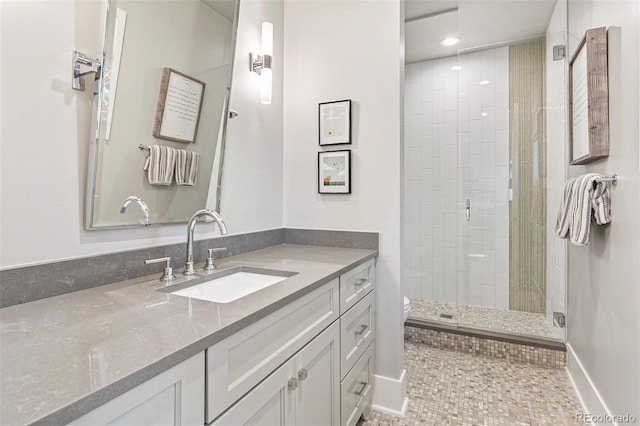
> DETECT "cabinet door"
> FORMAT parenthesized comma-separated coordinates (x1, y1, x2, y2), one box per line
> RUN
(210, 359, 295, 426)
(69, 353, 204, 426)
(294, 321, 340, 426)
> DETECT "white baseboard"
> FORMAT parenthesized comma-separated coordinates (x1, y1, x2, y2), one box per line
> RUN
(566, 343, 615, 425)
(371, 370, 409, 417)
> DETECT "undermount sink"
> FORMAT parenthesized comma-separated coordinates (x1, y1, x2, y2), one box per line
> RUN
(166, 267, 297, 304)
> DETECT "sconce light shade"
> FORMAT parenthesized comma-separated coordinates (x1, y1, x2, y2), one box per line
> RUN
(260, 68, 272, 105)
(250, 21, 273, 105)
(262, 22, 273, 56)
(260, 22, 273, 104)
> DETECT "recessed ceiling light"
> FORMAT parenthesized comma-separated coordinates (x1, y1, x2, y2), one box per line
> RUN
(450, 65, 462, 71)
(479, 80, 490, 85)
(440, 37, 461, 47)
(481, 112, 488, 117)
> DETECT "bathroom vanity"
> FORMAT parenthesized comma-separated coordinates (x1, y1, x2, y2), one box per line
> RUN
(0, 244, 376, 426)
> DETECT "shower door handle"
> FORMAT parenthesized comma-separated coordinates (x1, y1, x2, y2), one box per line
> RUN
(465, 199, 470, 221)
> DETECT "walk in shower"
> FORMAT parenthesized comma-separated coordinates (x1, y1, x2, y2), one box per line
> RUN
(403, 2, 568, 341)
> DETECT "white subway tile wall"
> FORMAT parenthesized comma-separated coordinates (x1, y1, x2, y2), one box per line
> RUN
(404, 47, 510, 309)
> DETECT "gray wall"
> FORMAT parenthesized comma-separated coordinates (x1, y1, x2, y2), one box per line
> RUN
(567, 0, 640, 418)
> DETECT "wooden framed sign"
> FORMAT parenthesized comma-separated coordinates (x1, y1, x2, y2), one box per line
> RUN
(153, 68, 205, 144)
(569, 27, 609, 165)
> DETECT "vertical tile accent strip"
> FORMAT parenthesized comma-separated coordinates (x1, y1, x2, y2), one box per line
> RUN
(509, 40, 547, 314)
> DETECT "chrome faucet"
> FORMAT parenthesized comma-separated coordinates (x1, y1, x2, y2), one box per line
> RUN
(184, 209, 227, 275)
(119, 196, 151, 226)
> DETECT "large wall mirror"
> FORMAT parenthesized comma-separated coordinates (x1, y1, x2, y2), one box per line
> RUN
(85, 0, 239, 229)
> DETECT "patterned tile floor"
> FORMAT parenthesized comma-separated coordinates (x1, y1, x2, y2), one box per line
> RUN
(363, 341, 583, 425)
(408, 299, 557, 339)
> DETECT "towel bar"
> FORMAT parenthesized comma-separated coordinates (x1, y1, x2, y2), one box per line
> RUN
(139, 144, 150, 153)
(595, 175, 618, 185)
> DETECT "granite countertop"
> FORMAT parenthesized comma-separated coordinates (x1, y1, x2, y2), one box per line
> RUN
(0, 244, 377, 426)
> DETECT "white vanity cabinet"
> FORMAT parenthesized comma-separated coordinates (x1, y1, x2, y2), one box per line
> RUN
(69, 353, 204, 426)
(207, 257, 376, 426)
(210, 321, 340, 426)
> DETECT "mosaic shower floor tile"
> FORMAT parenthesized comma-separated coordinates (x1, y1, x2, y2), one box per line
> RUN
(408, 299, 557, 338)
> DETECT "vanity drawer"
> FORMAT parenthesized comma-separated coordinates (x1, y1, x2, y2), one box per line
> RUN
(206, 279, 339, 423)
(340, 342, 374, 426)
(339, 258, 375, 314)
(340, 290, 375, 378)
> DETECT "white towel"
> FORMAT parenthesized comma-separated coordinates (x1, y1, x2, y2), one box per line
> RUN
(555, 173, 611, 246)
(175, 149, 199, 186)
(143, 145, 176, 185)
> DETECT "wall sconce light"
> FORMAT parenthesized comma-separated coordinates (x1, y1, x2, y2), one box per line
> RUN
(250, 22, 273, 105)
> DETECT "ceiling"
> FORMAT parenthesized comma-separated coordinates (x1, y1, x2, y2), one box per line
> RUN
(202, 0, 236, 21)
(405, 0, 557, 63)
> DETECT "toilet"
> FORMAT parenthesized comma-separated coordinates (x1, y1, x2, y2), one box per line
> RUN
(403, 296, 411, 322)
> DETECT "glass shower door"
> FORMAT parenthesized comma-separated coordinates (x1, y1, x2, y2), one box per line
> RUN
(454, 46, 511, 314)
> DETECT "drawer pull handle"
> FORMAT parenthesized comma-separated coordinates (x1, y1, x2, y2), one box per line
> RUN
(298, 368, 308, 381)
(354, 278, 367, 287)
(355, 324, 368, 336)
(288, 377, 298, 391)
(354, 381, 368, 396)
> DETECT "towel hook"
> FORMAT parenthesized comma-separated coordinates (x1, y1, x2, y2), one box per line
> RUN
(72, 51, 101, 93)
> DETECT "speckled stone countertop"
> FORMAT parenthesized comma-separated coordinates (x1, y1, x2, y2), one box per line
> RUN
(0, 244, 377, 426)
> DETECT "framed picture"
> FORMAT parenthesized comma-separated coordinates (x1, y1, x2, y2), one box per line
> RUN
(318, 150, 351, 194)
(569, 27, 609, 165)
(153, 68, 206, 144)
(319, 99, 351, 145)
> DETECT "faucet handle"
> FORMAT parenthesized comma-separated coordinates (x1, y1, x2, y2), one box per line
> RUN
(145, 256, 176, 282)
(204, 248, 227, 272)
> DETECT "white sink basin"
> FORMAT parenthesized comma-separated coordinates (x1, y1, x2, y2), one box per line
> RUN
(169, 269, 294, 303)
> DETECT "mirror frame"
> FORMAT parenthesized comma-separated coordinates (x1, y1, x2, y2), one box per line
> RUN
(84, 0, 240, 230)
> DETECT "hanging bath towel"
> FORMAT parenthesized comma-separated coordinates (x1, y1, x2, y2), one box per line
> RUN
(143, 145, 176, 185)
(175, 149, 199, 186)
(555, 173, 611, 246)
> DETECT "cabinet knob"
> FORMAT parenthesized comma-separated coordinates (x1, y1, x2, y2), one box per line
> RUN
(288, 377, 298, 391)
(298, 368, 308, 381)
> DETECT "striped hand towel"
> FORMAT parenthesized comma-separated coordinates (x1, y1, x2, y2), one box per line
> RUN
(555, 173, 611, 246)
(175, 149, 199, 186)
(143, 145, 176, 185)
